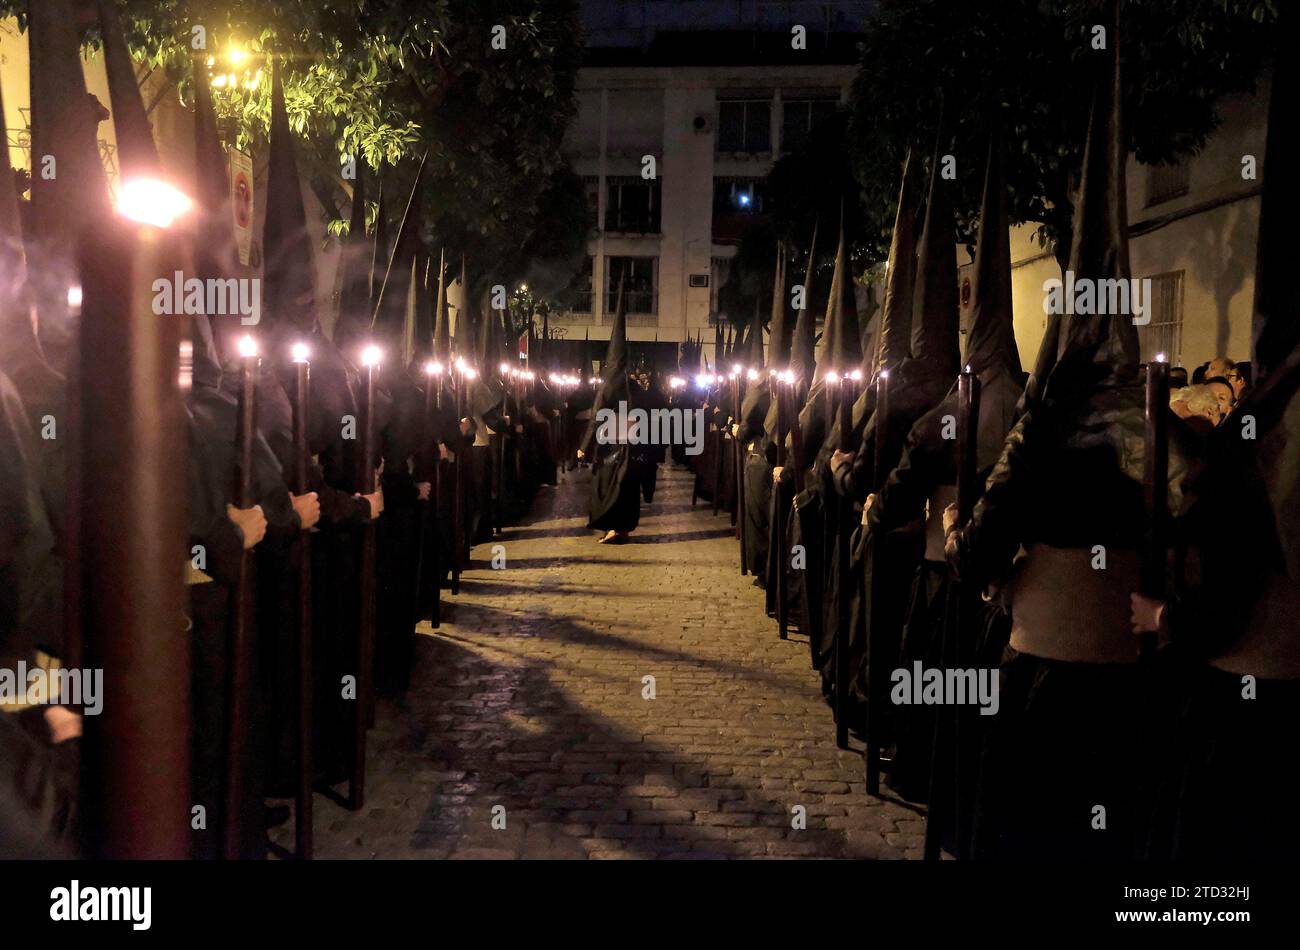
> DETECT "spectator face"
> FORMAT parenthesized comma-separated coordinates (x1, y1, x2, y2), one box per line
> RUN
(1207, 380, 1234, 418)
(1224, 368, 1247, 398)
(1207, 357, 1232, 380)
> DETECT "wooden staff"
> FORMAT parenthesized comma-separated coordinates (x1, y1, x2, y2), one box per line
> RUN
(775, 374, 789, 639)
(412, 362, 441, 631)
(430, 367, 443, 628)
(711, 383, 724, 516)
(1140, 355, 1170, 660)
(77, 218, 188, 858)
(924, 367, 981, 862)
(451, 364, 466, 593)
(832, 372, 855, 750)
(736, 372, 747, 572)
(350, 348, 379, 810)
(225, 334, 259, 856)
(864, 369, 891, 794)
(290, 346, 313, 860)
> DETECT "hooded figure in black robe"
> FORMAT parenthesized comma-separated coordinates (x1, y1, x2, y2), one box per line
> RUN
(580, 272, 654, 539)
(942, 16, 1195, 860)
(768, 226, 820, 624)
(1143, 9, 1300, 861)
(737, 247, 781, 583)
(858, 133, 1024, 849)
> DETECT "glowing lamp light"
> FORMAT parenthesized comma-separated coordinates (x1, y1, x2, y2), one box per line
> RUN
(455, 357, 469, 375)
(880, 369, 891, 380)
(500, 362, 511, 376)
(361, 345, 382, 368)
(737, 193, 752, 208)
(824, 371, 840, 384)
(1155, 352, 1167, 364)
(463, 366, 478, 380)
(227, 46, 249, 68)
(116, 178, 193, 229)
(237, 335, 258, 359)
(291, 342, 310, 363)
(211, 74, 228, 89)
(66, 285, 83, 309)
(425, 360, 444, 376)
(747, 368, 760, 381)
(849, 369, 864, 383)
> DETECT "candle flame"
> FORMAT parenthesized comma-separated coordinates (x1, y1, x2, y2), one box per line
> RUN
(237, 334, 258, 359)
(291, 342, 310, 363)
(361, 345, 382, 367)
(117, 178, 193, 229)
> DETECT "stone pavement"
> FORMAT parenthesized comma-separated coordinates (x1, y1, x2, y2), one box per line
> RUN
(278, 463, 924, 859)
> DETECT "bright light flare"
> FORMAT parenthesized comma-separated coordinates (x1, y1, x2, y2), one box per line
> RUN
(425, 360, 444, 376)
(116, 178, 193, 229)
(824, 371, 840, 384)
(849, 369, 864, 382)
(66, 285, 83, 309)
(1155, 352, 1167, 364)
(237, 334, 258, 359)
(361, 345, 382, 368)
(747, 368, 759, 381)
(291, 342, 310, 363)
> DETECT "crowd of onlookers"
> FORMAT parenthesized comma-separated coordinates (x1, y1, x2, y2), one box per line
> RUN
(1169, 356, 1250, 430)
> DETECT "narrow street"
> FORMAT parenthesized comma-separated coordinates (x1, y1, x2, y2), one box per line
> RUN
(281, 465, 922, 859)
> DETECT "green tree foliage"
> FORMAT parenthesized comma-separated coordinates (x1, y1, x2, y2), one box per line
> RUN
(2, 0, 588, 292)
(847, 0, 1276, 265)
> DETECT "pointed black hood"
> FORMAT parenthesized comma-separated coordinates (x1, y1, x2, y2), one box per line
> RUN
(1039, 7, 1138, 406)
(262, 59, 318, 337)
(186, 59, 235, 390)
(767, 243, 790, 367)
(333, 160, 371, 353)
(907, 122, 959, 381)
(98, 0, 161, 178)
(28, 0, 112, 366)
(965, 129, 1021, 380)
(788, 221, 819, 392)
(432, 248, 451, 362)
(370, 154, 428, 364)
(1251, 6, 1300, 380)
(876, 150, 921, 376)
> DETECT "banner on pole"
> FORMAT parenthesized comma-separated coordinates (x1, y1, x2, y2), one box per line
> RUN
(230, 148, 254, 266)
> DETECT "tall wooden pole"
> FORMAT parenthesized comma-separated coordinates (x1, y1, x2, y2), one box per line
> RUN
(223, 335, 259, 857)
(291, 350, 313, 860)
(735, 373, 747, 571)
(78, 219, 189, 859)
(925, 368, 980, 862)
(833, 373, 854, 750)
(775, 376, 789, 639)
(1141, 356, 1170, 660)
(350, 353, 378, 809)
(864, 369, 891, 795)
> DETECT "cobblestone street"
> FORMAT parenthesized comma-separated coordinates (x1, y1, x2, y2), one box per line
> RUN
(286, 464, 923, 859)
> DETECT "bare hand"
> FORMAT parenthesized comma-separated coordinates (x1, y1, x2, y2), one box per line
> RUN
(942, 502, 959, 535)
(577, 449, 585, 461)
(438, 443, 450, 461)
(830, 449, 853, 475)
(416, 481, 432, 502)
(227, 504, 267, 549)
(359, 490, 384, 520)
(45, 706, 82, 744)
(291, 491, 320, 530)
(1130, 592, 1168, 637)
(772, 466, 784, 485)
